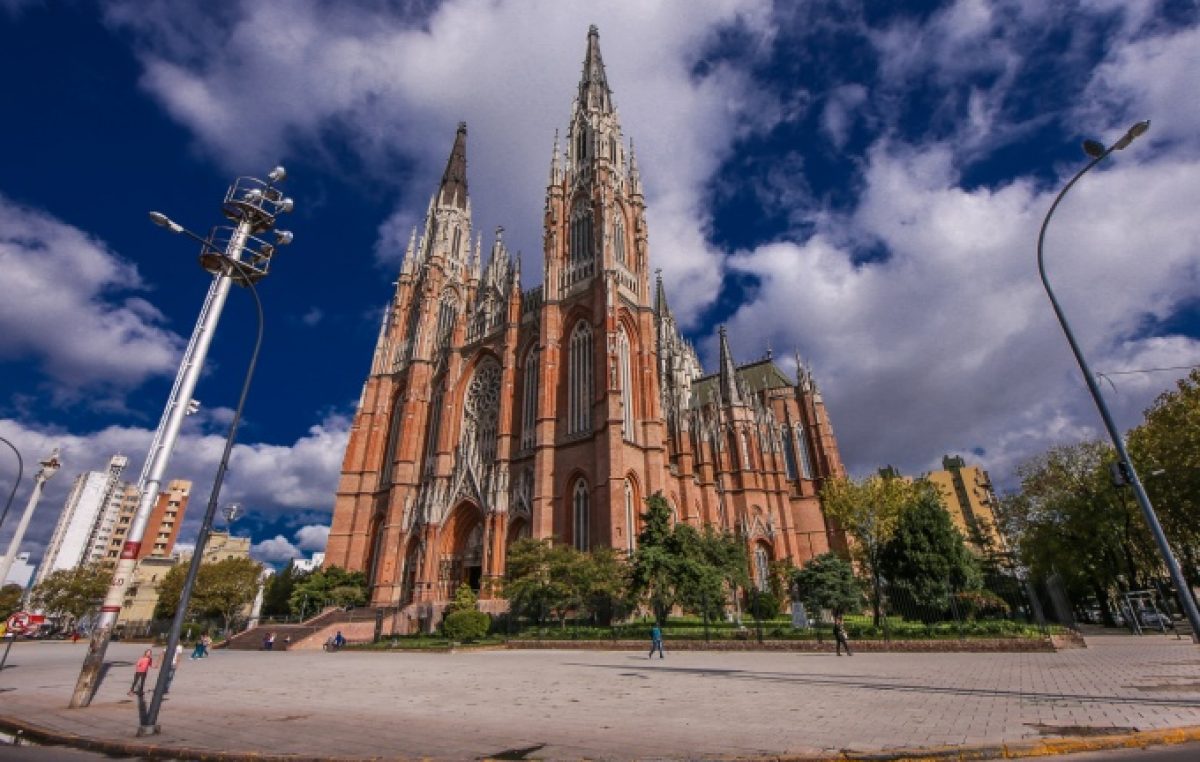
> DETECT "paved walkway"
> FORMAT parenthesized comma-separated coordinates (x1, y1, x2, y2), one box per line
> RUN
(0, 632, 1198, 760)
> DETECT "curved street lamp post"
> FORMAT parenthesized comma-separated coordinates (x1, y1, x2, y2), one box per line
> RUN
(1037, 120, 1200, 642)
(0, 436, 24, 538)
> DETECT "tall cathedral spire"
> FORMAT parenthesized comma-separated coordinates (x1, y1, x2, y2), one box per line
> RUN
(578, 24, 613, 114)
(718, 325, 743, 406)
(438, 122, 469, 209)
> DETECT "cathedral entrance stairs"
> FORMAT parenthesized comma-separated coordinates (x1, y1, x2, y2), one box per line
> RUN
(223, 607, 390, 650)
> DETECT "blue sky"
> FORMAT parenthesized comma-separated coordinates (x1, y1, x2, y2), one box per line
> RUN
(2, 0, 1198, 568)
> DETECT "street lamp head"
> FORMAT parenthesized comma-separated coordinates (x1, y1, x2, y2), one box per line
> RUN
(274, 230, 294, 246)
(1113, 119, 1151, 151)
(267, 166, 287, 184)
(1082, 140, 1106, 159)
(148, 211, 184, 234)
(278, 197, 295, 214)
(39, 448, 62, 480)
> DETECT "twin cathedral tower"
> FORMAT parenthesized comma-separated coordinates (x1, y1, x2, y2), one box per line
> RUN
(325, 27, 847, 610)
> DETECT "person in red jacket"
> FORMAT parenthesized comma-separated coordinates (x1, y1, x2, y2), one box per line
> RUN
(129, 649, 154, 695)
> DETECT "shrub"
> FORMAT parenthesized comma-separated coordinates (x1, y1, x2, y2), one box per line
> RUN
(745, 590, 781, 620)
(442, 609, 491, 642)
(953, 589, 1011, 620)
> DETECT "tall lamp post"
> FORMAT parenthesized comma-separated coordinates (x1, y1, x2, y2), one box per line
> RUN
(137, 183, 287, 737)
(0, 450, 62, 586)
(71, 168, 293, 710)
(0, 436, 23, 543)
(1037, 120, 1200, 642)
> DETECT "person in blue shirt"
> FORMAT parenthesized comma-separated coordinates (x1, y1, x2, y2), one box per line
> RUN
(648, 623, 664, 659)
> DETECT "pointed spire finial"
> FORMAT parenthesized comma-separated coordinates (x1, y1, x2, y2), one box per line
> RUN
(655, 269, 672, 318)
(438, 122, 469, 210)
(578, 25, 613, 114)
(718, 325, 743, 406)
(550, 129, 562, 184)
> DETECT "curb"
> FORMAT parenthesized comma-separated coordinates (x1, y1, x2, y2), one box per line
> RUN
(3, 715, 1199, 762)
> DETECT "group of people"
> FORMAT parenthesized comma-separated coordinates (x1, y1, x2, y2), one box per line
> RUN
(322, 630, 346, 652)
(646, 615, 853, 658)
(190, 633, 212, 659)
(261, 632, 291, 650)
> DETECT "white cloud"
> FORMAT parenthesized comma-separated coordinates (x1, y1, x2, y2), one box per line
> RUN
(252, 534, 301, 564)
(294, 524, 329, 552)
(0, 195, 184, 397)
(104, 0, 778, 326)
(300, 308, 323, 327)
(0, 413, 349, 564)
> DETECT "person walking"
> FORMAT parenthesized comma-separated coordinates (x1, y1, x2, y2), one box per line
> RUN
(833, 615, 853, 656)
(163, 643, 184, 694)
(129, 648, 154, 696)
(648, 623, 665, 659)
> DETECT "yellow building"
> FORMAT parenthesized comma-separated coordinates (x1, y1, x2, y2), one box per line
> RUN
(925, 455, 1005, 553)
(119, 556, 177, 623)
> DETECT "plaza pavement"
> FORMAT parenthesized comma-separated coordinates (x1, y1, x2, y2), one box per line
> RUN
(0, 631, 1198, 760)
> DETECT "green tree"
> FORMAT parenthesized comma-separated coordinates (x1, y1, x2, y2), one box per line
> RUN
(261, 564, 299, 617)
(288, 565, 368, 616)
(1128, 368, 1200, 586)
(791, 552, 863, 618)
(156, 557, 263, 634)
(576, 546, 631, 625)
(878, 486, 981, 622)
(631, 494, 748, 624)
(30, 564, 108, 623)
(820, 474, 923, 624)
(1, 583, 24, 620)
(630, 493, 677, 624)
(1004, 441, 1155, 625)
(502, 538, 577, 627)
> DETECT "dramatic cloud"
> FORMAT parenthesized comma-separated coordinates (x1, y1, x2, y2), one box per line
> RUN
(104, 0, 778, 325)
(0, 195, 183, 397)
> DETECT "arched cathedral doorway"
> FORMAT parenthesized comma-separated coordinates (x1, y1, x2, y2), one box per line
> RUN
(439, 502, 485, 598)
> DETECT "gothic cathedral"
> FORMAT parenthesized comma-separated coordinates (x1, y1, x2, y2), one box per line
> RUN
(324, 27, 847, 611)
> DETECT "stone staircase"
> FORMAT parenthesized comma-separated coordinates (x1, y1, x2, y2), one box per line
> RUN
(224, 607, 387, 650)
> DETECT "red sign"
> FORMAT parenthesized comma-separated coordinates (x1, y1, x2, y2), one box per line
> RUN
(6, 612, 30, 631)
(4, 612, 44, 636)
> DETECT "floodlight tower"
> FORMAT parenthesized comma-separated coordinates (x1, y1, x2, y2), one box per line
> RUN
(70, 167, 294, 708)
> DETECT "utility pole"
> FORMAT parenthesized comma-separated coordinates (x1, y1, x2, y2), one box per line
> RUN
(70, 168, 293, 708)
(0, 450, 61, 585)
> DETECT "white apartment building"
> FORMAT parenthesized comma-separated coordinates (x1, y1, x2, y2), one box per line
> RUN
(35, 455, 127, 583)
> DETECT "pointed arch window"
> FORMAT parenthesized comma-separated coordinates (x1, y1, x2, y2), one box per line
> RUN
(380, 397, 404, 488)
(463, 360, 501, 463)
(740, 429, 752, 470)
(521, 345, 539, 451)
(613, 213, 627, 266)
(617, 326, 634, 440)
(568, 321, 593, 435)
(434, 291, 457, 351)
(573, 479, 590, 551)
(451, 226, 463, 260)
(425, 386, 444, 473)
(781, 426, 798, 480)
(753, 545, 770, 591)
(624, 479, 636, 554)
(795, 424, 814, 480)
(570, 199, 594, 264)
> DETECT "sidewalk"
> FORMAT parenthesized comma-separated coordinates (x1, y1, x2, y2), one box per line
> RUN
(0, 632, 1197, 760)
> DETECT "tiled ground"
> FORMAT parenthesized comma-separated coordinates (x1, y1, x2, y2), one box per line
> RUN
(0, 632, 1197, 760)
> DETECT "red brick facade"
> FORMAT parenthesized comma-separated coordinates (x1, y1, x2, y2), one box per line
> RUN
(324, 27, 847, 609)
